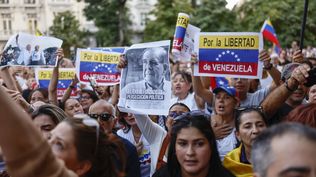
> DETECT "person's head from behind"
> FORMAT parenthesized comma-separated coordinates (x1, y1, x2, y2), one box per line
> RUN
(172, 71, 193, 97)
(213, 86, 239, 116)
(168, 111, 229, 177)
(142, 47, 168, 88)
(62, 98, 84, 117)
(166, 102, 190, 132)
(49, 118, 122, 177)
(79, 89, 99, 113)
(29, 88, 49, 104)
(31, 104, 67, 139)
(230, 78, 250, 96)
(26, 44, 31, 51)
(59, 58, 75, 68)
(235, 107, 267, 150)
(252, 123, 316, 177)
(88, 99, 115, 134)
(285, 103, 316, 128)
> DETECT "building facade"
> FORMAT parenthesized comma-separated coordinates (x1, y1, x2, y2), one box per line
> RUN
(0, 0, 96, 47)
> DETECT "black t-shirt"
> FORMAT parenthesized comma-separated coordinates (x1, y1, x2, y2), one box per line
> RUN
(268, 103, 294, 125)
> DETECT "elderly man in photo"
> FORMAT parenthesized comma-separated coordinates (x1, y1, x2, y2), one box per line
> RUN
(123, 47, 170, 91)
(118, 47, 171, 110)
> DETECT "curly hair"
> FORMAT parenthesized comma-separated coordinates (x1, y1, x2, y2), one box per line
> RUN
(285, 103, 316, 128)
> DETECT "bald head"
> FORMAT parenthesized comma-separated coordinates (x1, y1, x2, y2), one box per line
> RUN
(89, 100, 115, 115)
(88, 100, 115, 133)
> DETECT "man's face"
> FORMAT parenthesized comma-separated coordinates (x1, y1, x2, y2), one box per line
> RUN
(264, 134, 316, 177)
(35, 45, 39, 51)
(142, 50, 165, 87)
(231, 78, 250, 95)
(308, 84, 316, 103)
(288, 84, 307, 105)
(88, 104, 114, 134)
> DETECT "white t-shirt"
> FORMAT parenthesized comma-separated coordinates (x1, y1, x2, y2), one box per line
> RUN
(216, 128, 237, 161)
(170, 92, 198, 111)
(117, 128, 151, 177)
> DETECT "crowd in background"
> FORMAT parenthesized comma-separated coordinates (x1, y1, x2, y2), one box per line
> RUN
(0, 39, 316, 177)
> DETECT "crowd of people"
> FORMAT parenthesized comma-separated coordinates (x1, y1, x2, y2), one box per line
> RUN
(0, 39, 316, 177)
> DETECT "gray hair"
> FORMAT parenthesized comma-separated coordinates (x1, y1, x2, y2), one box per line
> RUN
(142, 47, 168, 64)
(252, 122, 316, 177)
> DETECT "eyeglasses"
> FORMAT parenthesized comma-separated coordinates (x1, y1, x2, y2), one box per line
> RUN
(168, 111, 186, 119)
(173, 110, 210, 122)
(88, 113, 114, 121)
(80, 96, 91, 100)
(82, 118, 100, 156)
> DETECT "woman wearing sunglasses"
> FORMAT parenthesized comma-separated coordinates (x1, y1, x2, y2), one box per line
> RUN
(132, 102, 191, 176)
(0, 85, 124, 177)
(223, 107, 267, 177)
(153, 111, 234, 177)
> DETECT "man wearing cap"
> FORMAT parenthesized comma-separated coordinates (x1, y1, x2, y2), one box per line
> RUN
(261, 51, 311, 125)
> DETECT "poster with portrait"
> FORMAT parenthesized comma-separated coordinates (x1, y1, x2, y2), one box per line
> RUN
(194, 32, 263, 79)
(75, 48, 121, 86)
(118, 40, 171, 115)
(35, 68, 78, 99)
(1, 32, 63, 67)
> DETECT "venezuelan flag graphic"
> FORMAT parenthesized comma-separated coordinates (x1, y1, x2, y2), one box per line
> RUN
(77, 49, 122, 85)
(196, 32, 263, 78)
(35, 68, 77, 98)
(261, 19, 281, 54)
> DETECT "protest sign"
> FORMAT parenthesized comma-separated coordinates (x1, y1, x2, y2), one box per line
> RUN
(1, 32, 62, 67)
(172, 13, 190, 58)
(35, 68, 77, 98)
(194, 32, 263, 79)
(76, 48, 121, 86)
(178, 24, 201, 61)
(118, 40, 171, 115)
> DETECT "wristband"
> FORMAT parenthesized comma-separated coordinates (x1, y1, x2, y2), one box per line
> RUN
(263, 63, 273, 70)
(69, 85, 75, 89)
(285, 80, 297, 92)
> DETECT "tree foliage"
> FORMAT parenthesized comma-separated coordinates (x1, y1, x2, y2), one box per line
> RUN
(143, 0, 193, 42)
(49, 11, 87, 57)
(236, 0, 316, 47)
(192, 0, 238, 32)
(82, 0, 131, 46)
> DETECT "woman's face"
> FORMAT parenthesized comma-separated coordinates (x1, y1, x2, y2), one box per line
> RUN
(176, 127, 211, 176)
(308, 85, 316, 103)
(65, 99, 84, 117)
(33, 114, 56, 140)
(214, 91, 236, 116)
(172, 74, 191, 97)
(79, 92, 94, 111)
(236, 111, 267, 147)
(122, 113, 137, 126)
(49, 122, 81, 172)
(166, 105, 190, 131)
(30, 90, 46, 104)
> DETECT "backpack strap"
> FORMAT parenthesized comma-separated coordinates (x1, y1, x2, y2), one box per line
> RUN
(156, 134, 170, 170)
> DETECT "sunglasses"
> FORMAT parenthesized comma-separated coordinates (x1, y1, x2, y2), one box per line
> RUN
(235, 106, 263, 113)
(88, 113, 114, 121)
(173, 110, 210, 122)
(82, 118, 100, 156)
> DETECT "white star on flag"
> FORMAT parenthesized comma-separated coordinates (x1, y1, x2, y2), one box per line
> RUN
(216, 50, 240, 61)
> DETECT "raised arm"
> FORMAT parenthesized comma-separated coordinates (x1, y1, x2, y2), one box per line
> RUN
(259, 50, 281, 91)
(60, 75, 78, 104)
(0, 67, 19, 91)
(261, 63, 310, 118)
(48, 48, 63, 105)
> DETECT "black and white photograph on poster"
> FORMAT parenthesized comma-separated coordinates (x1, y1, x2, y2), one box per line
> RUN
(0, 32, 63, 67)
(118, 40, 171, 115)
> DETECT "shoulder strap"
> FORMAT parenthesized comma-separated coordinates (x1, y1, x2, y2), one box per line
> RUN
(156, 134, 170, 170)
